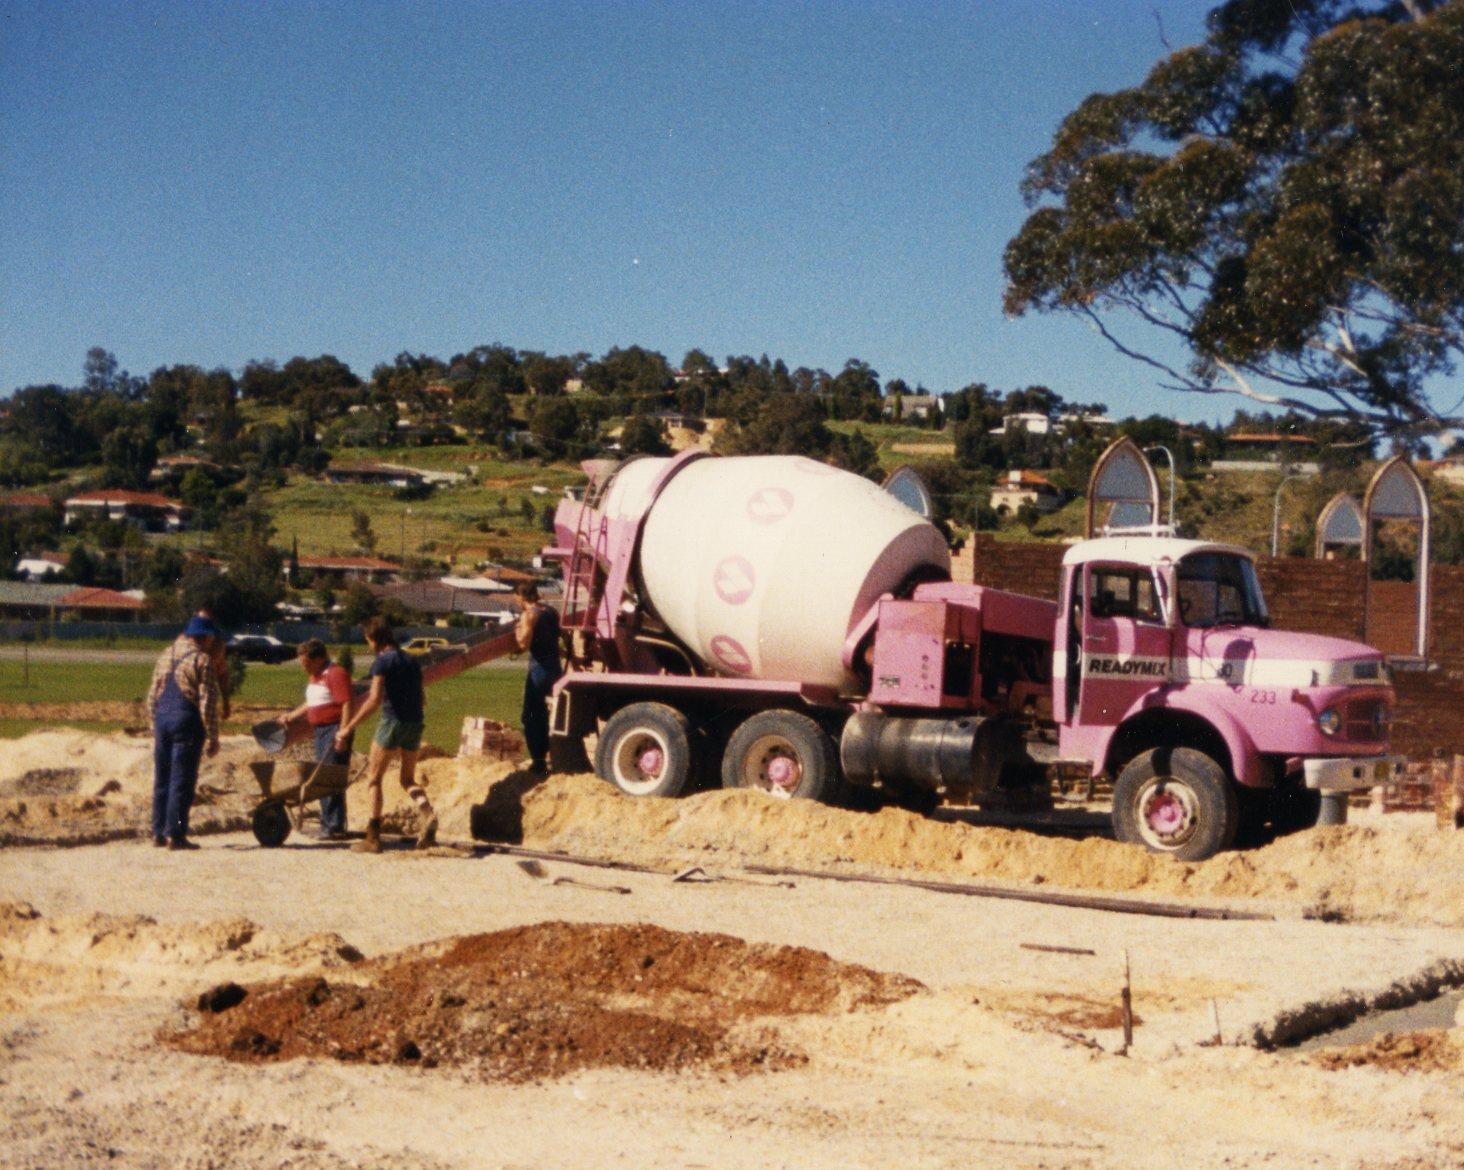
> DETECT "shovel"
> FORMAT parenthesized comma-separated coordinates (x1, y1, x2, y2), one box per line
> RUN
(515, 858, 631, 895)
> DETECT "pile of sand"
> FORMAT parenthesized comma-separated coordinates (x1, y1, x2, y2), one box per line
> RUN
(376, 755, 522, 840)
(166, 920, 921, 1082)
(0, 901, 362, 1009)
(479, 773, 1464, 928)
(0, 729, 263, 846)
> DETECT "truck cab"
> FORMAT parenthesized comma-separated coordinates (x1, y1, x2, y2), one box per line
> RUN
(1054, 536, 1402, 858)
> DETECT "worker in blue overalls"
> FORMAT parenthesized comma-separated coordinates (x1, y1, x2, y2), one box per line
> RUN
(514, 581, 562, 774)
(146, 614, 223, 850)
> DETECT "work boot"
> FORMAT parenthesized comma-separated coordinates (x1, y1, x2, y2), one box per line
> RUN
(153, 835, 168, 848)
(352, 820, 382, 854)
(168, 837, 200, 851)
(415, 812, 438, 850)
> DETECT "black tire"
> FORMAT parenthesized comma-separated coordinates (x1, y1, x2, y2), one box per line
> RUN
(595, 702, 696, 798)
(252, 802, 292, 848)
(1112, 746, 1238, 861)
(721, 710, 839, 803)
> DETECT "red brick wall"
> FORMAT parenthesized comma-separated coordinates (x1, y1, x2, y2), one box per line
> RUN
(962, 536, 1464, 757)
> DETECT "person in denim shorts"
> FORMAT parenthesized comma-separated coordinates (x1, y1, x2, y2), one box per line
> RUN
(333, 617, 437, 853)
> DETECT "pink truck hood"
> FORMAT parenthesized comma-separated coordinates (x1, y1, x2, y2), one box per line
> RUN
(1185, 625, 1387, 689)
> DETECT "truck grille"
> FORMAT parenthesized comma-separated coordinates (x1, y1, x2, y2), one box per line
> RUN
(1342, 697, 1388, 742)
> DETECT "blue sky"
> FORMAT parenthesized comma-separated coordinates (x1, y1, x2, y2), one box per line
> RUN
(1, 0, 1232, 420)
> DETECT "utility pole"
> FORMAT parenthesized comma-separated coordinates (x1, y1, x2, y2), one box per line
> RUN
(1271, 469, 1305, 557)
(1143, 445, 1177, 529)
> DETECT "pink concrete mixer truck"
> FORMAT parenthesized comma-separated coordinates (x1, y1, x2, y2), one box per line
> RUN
(542, 451, 1403, 860)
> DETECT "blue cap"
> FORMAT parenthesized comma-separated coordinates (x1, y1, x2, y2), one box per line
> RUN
(183, 615, 221, 638)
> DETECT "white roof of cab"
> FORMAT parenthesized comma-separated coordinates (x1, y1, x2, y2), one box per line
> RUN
(1061, 536, 1255, 568)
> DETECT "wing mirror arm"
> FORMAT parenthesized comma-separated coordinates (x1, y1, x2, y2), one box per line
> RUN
(1156, 565, 1179, 629)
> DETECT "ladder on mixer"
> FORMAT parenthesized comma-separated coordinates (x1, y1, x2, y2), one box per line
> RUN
(560, 473, 612, 634)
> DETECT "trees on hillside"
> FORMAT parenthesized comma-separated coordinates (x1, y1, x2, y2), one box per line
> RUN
(1004, 0, 1463, 441)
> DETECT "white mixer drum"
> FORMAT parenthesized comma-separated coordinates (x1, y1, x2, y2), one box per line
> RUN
(614, 455, 949, 689)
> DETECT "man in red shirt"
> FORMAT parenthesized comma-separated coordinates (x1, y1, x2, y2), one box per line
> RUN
(277, 639, 355, 840)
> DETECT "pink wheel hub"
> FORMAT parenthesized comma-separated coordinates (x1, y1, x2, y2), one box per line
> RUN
(637, 747, 664, 777)
(766, 754, 800, 791)
(1146, 790, 1187, 835)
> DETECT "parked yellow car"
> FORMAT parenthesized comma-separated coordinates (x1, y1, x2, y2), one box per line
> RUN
(402, 636, 458, 657)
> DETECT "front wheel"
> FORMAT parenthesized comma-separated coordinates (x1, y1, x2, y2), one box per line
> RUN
(1112, 747, 1238, 861)
(595, 702, 695, 798)
(721, 710, 839, 803)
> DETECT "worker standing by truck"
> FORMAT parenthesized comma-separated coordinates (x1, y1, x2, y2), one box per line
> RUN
(147, 614, 223, 851)
(515, 581, 561, 775)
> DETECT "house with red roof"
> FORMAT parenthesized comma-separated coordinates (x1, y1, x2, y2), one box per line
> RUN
(63, 490, 190, 533)
(0, 492, 56, 513)
(990, 470, 1065, 516)
(0, 581, 145, 622)
(289, 555, 401, 585)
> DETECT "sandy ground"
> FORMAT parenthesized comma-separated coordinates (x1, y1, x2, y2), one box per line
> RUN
(2, 729, 1463, 1168)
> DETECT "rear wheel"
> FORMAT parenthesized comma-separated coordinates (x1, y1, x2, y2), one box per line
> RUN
(251, 802, 292, 848)
(721, 710, 839, 803)
(1112, 746, 1238, 861)
(595, 702, 695, 798)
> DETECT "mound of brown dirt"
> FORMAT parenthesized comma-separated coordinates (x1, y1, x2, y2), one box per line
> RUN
(487, 774, 1464, 928)
(1309, 1030, 1464, 1074)
(166, 921, 922, 1082)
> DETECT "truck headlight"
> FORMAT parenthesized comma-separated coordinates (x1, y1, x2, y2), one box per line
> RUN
(1317, 708, 1342, 737)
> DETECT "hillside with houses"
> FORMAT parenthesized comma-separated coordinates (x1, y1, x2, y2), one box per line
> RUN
(0, 344, 1460, 635)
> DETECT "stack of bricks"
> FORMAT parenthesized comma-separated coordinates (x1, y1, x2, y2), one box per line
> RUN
(1431, 755, 1464, 830)
(458, 716, 525, 761)
(1375, 759, 1441, 813)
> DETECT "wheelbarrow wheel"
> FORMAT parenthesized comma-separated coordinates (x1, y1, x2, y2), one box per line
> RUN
(252, 802, 292, 848)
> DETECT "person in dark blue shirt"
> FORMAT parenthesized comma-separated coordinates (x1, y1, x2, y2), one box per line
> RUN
(515, 582, 562, 774)
(334, 617, 436, 853)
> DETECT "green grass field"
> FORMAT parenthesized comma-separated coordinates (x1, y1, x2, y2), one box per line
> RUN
(259, 460, 578, 567)
(0, 658, 527, 753)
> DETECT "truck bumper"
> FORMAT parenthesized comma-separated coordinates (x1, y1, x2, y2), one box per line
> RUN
(1302, 755, 1405, 792)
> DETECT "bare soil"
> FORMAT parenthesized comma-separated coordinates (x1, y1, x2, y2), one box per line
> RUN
(166, 921, 919, 1081)
(3, 725, 1464, 1168)
(487, 772, 1464, 928)
(1309, 1029, 1464, 1074)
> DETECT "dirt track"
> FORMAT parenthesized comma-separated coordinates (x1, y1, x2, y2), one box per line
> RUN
(2, 727, 1463, 1168)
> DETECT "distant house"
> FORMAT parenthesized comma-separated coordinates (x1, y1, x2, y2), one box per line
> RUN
(883, 394, 943, 422)
(63, 490, 190, 533)
(322, 462, 431, 490)
(990, 470, 1064, 515)
(989, 412, 1055, 437)
(1211, 433, 1321, 474)
(0, 492, 55, 514)
(290, 555, 401, 585)
(14, 551, 68, 581)
(1422, 456, 1464, 487)
(368, 580, 519, 626)
(0, 581, 145, 622)
(478, 564, 540, 589)
(149, 453, 221, 486)
(1057, 411, 1114, 430)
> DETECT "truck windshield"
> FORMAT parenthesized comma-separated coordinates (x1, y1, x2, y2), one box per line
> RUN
(1177, 553, 1269, 628)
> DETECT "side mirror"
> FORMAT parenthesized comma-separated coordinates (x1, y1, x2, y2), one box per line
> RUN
(1155, 565, 1179, 629)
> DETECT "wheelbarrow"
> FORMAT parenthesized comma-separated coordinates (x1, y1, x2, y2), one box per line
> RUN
(247, 758, 356, 847)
